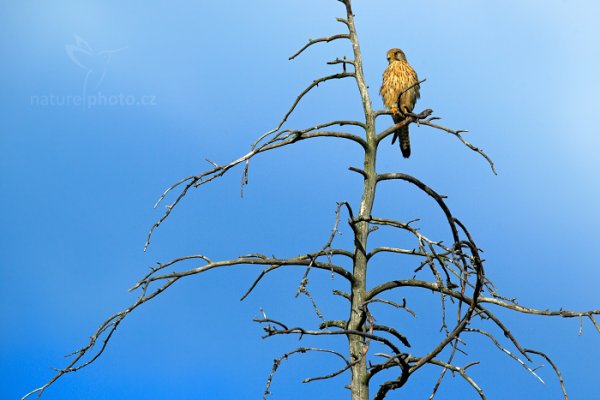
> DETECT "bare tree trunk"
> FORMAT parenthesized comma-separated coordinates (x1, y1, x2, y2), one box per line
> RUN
(343, 1, 376, 398)
(348, 138, 376, 400)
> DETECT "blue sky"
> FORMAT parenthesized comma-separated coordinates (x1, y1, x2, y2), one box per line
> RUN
(2, 1, 600, 399)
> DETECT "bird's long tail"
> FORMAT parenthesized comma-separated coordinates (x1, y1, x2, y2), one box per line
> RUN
(391, 114, 411, 158)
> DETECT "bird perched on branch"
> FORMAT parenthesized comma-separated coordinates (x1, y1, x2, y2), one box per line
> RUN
(380, 48, 420, 158)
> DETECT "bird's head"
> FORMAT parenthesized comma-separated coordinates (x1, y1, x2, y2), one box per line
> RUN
(386, 48, 407, 63)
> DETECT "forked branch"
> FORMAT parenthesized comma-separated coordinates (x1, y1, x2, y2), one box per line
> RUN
(22, 251, 353, 400)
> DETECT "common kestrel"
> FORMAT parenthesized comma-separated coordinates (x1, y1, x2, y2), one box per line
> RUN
(380, 48, 420, 158)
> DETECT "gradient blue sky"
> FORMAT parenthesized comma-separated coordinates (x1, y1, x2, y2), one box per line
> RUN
(2, 1, 600, 399)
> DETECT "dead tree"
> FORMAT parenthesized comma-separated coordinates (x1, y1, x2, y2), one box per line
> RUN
(24, 1, 599, 399)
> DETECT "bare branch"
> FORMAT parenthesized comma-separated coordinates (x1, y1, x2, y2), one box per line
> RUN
(368, 278, 600, 324)
(251, 72, 356, 149)
(22, 277, 178, 400)
(418, 119, 497, 175)
(254, 119, 367, 149)
(320, 320, 346, 329)
(368, 275, 600, 378)
(295, 201, 354, 319)
(23, 251, 357, 400)
(375, 108, 433, 141)
(335, 17, 350, 29)
(372, 359, 411, 400)
(372, 324, 411, 348)
(525, 349, 569, 400)
(420, 358, 486, 399)
(255, 317, 404, 356)
(428, 340, 462, 399)
(476, 300, 600, 323)
(327, 57, 356, 69)
(466, 328, 544, 384)
(138, 255, 354, 290)
(289, 34, 350, 60)
(263, 347, 351, 399)
(145, 128, 365, 250)
(368, 217, 447, 249)
(365, 297, 417, 318)
(367, 246, 428, 259)
(376, 173, 461, 246)
(240, 250, 352, 301)
(375, 108, 496, 175)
